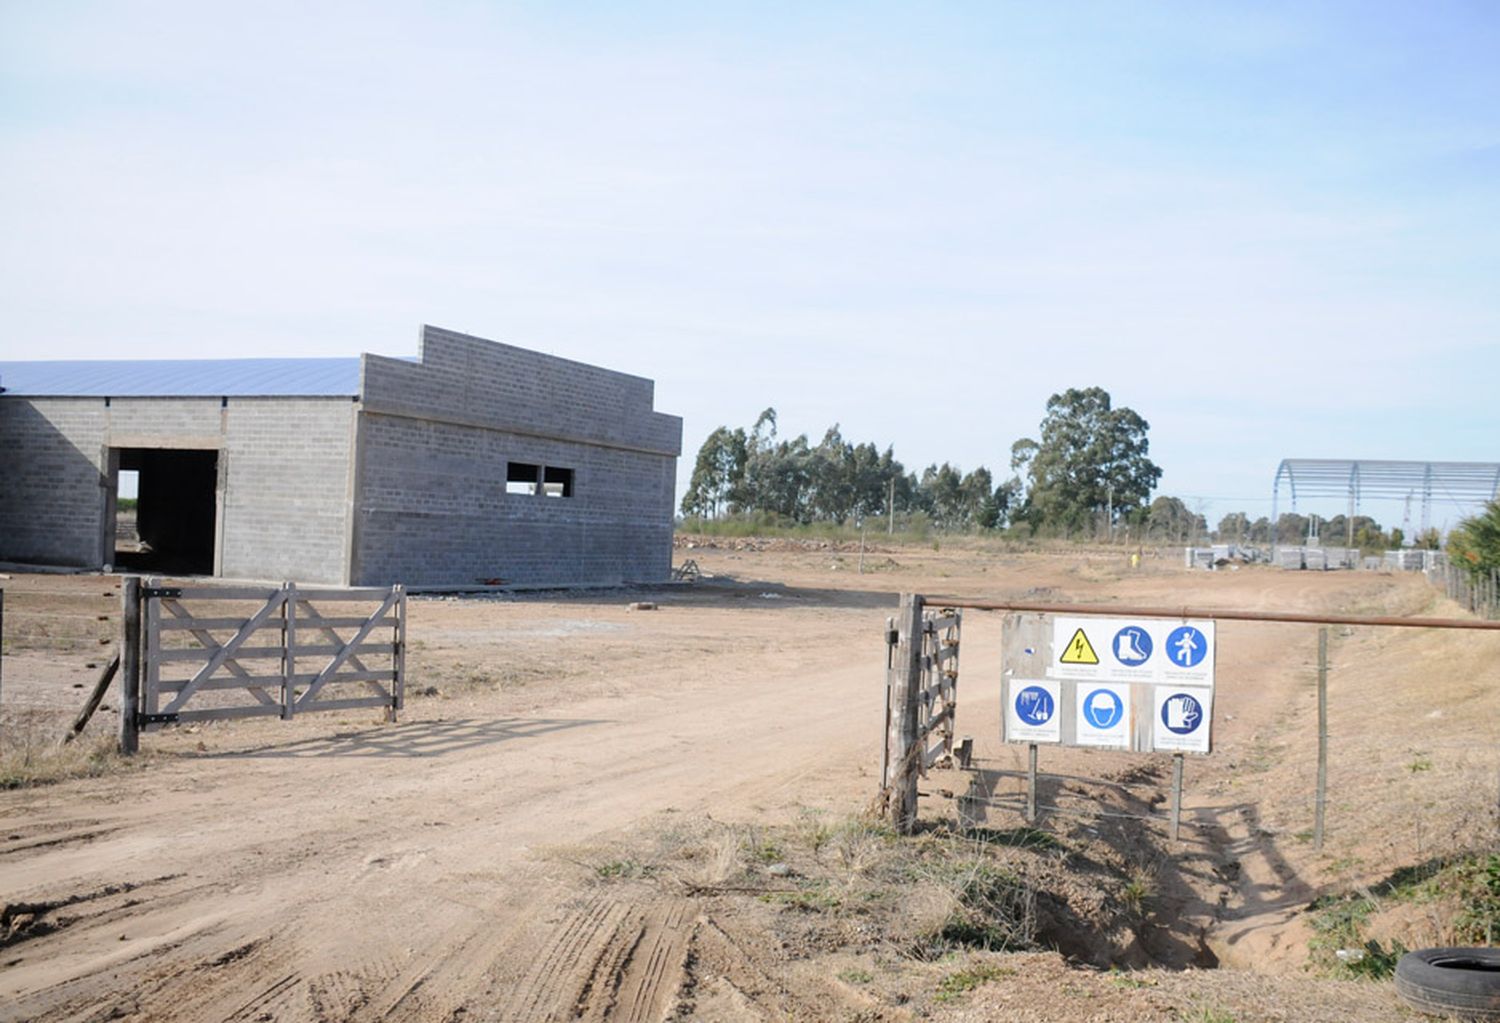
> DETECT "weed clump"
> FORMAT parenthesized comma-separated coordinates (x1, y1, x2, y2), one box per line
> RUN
(1307, 852, 1500, 977)
(935, 961, 1014, 1002)
(0, 715, 127, 789)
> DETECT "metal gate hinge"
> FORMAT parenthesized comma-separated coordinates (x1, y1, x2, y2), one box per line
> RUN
(140, 713, 180, 726)
(141, 587, 183, 600)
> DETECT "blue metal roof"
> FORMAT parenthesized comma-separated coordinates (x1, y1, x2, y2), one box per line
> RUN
(0, 358, 363, 397)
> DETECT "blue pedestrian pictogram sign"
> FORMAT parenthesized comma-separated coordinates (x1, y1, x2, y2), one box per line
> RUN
(1112, 626, 1152, 667)
(1166, 626, 1208, 668)
(1083, 687, 1124, 729)
(1015, 685, 1054, 725)
(1160, 691, 1204, 734)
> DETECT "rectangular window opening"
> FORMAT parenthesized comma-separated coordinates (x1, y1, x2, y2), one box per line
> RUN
(543, 466, 574, 498)
(506, 462, 540, 495)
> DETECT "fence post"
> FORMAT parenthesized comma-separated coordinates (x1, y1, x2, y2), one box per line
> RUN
(1315, 626, 1329, 850)
(886, 593, 924, 833)
(118, 576, 141, 755)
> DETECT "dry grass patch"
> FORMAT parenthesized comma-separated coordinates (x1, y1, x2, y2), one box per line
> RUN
(0, 712, 130, 789)
(554, 808, 1169, 971)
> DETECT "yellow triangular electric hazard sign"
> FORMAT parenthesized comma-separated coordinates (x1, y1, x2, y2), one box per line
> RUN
(1059, 628, 1100, 665)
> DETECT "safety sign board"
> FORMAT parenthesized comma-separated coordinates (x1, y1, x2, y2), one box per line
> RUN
(1051, 617, 1215, 686)
(1075, 684, 1131, 748)
(1006, 679, 1061, 743)
(1151, 686, 1213, 753)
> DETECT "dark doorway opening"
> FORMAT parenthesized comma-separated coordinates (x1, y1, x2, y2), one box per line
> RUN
(113, 448, 219, 575)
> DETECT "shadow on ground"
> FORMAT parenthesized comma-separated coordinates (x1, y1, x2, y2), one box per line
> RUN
(208, 716, 607, 759)
(953, 759, 1308, 971)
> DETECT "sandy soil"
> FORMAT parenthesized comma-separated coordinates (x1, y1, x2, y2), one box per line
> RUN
(1, 542, 1496, 1021)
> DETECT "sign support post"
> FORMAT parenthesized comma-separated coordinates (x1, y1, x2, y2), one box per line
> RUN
(1026, 743, 1038, 824)
(1170, 753, 1184, 843)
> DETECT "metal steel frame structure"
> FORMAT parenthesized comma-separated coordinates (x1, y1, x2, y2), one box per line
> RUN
(1271, 459, 1500, 547)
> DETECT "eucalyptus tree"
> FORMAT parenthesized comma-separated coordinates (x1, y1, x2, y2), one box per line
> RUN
(1014, 387, 1161, 535)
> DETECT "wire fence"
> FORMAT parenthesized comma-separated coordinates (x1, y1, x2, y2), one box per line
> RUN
(886, 592, 1500, 857)
(946, 789, 1219, 833)
(1428, 558, 1500, 619)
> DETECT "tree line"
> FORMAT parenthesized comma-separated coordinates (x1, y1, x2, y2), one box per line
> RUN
(681, 387, 1167, 536)
(679, 409, 1006, 530)
(681, 387, 1499, 557)
(1206, 511, 1437, 551)
(681, 389, 1500, 557)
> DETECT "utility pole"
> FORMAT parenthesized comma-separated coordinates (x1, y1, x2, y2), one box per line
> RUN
(887, 476, 895, 535)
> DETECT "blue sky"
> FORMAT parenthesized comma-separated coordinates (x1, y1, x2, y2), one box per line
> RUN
(2, 2, 1497, 529)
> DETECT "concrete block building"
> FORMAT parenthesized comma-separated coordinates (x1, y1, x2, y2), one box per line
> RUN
(0, 325, 682, 586)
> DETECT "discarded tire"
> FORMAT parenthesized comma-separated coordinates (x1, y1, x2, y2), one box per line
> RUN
(1395, 947, 1500, 1020)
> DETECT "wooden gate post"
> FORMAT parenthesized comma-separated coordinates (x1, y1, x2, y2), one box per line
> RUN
(886, 593, 924, 833)
(118, 576, 141, 755)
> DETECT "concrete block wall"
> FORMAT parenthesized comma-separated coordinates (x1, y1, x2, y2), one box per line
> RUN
(98, 399, 224, 440)
(0, 395, 355, 582)
(0, 398, 109, 567)
(361, 325, 682, 457)
(353, 413, 675, 585)
(351, 326, 681, 586)
(219, 398, 355, 583)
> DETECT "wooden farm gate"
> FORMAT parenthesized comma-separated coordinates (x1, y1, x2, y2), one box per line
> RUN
(882, 594, 962, 830)
(135, 579, 406, 732)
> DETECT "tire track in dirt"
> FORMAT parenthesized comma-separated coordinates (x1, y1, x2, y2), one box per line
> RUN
(18, 924, 268, 1022)
(0, 870, 287, 1022)
(672, 916, 798, 1021)
(501, 895, 626, 1021)
(1, 874, 183, 948)
(0, 820, 117, 858)
(222, 971, 302, 1022)
(498, 895, 697, 1023)
(605, 901, 694, 1023)
(346, 922, 503, 1022)
(306, 961, 385, 1019)
(99, 934, 303, 1023)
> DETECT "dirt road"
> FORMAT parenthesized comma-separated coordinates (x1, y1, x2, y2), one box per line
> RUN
(2, 545, 1494, 1020)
